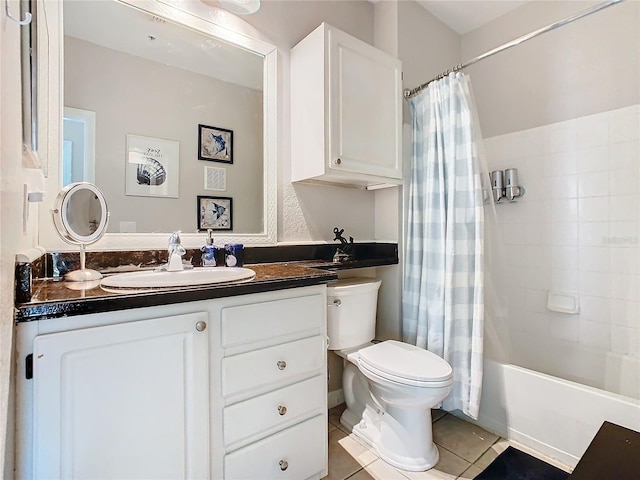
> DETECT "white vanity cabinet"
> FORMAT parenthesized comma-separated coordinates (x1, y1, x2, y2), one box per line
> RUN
(30, 312, 211, 479)
(291, 23, 402, 188)
(16, 285, 328, 480)
(219, 290, 328, 479)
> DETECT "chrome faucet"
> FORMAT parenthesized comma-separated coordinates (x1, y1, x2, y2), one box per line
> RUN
(168, 231, 182, 253)
(167, 231, 186, 272)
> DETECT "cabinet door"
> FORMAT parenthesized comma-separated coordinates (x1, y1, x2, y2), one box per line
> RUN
(328, 27, 402, 179)
(32, 312, 210, 480)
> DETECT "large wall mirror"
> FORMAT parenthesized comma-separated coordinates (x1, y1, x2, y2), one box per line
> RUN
(40, 0, 277, 250)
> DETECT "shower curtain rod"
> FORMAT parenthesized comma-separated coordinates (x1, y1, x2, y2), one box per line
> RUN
(403, 0, 624, 99)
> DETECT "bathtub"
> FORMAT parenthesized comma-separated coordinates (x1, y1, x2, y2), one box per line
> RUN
(473, 360, 640, 468)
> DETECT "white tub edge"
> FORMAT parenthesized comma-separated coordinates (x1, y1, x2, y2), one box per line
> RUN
(471, 360, 640, 469)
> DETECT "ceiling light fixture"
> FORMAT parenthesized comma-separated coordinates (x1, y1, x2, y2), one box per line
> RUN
(218, 0, 260, 15)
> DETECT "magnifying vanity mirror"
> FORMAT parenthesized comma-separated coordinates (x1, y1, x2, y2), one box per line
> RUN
(51, 182, 109, 281)
(39, 0, 277, 251)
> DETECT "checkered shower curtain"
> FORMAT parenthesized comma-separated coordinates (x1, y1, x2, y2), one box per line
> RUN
(403, 72, 485, 419)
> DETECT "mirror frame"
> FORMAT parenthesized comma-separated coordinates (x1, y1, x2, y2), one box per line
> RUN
(52, 182, 110, 245)
(40, 0, 277, 251)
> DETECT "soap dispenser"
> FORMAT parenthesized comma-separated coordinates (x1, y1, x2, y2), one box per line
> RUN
(201, 229, 218, 267)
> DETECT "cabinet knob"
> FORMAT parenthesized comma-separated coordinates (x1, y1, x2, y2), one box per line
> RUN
(195, 321, 207, 332)
(334, 158, 342, 165)
(278, 405, 287, 416)
(279, 460, 288, 471)
(277, 360, 287, 370)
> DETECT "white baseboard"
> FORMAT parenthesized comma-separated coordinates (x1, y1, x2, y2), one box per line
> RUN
(327, 389, 344, 409)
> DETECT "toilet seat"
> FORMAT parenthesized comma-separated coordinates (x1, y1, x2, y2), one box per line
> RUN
(357, 340, 453, 387)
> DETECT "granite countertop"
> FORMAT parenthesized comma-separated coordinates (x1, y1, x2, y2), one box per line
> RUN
(16, 262, 339, 323)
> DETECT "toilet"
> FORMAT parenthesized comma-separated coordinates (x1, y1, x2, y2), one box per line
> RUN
(327, 278, 453, 472)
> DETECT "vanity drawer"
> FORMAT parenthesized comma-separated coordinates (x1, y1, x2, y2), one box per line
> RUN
(224, 414, 326, 480)
(223, 374, 325, 447)
(222, 335, 324, 397)
(221, 293, 324, 348)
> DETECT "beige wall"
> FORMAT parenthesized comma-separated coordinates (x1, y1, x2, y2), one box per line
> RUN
(374, 0, 398, 57)
(399, 0, 461, 124)
(462, 0, 640, 138)
(65, 37, 263, 234)
(1, 5, 41, 475)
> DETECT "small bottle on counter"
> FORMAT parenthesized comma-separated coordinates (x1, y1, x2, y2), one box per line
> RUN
(201, 229, 218, 267)
(225, 244, 244, 267)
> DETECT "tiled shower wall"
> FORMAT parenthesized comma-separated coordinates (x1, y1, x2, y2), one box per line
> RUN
(483, 105, 639, 398)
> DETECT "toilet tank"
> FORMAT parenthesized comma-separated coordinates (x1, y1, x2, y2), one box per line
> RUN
(327, 278, 382, 350)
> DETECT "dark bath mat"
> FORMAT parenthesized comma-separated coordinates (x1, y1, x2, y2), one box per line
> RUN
(475, 446, 569, 480)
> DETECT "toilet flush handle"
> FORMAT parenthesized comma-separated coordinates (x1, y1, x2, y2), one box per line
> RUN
(328, 299, 341, 307)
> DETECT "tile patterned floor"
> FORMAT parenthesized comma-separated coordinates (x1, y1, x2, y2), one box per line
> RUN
(325, 404, 572, 480)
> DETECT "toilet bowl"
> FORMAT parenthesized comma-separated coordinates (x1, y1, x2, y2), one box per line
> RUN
(327, 278, 453, 471)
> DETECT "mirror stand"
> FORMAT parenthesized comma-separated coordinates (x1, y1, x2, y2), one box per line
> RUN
(65, 244, 102, 282)
(52, 182, 110, 283)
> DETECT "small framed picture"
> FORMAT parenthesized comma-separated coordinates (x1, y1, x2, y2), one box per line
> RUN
(203, 165, 227, 191)
(198, 124, 233, 164)
(197, 196, 232, 231)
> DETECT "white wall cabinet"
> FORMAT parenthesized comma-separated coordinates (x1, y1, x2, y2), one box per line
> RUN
(291, 23, 403, 188)
(16, 285, 328, 480)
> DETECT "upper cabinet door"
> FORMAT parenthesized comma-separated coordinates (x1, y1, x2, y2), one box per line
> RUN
(32, 312, 210, 480)
(291, 23, 402, 188)
(328, 27, 402, 180)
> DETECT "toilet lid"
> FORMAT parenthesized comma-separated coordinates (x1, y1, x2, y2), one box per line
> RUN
(358, 340, 453, 383)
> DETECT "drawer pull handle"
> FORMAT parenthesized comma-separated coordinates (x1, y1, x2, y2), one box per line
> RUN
(278, 405, 287, 416)
(277, 360, 287, 370)
(195, 321, 207, 332)
(279, 460, 288, 471)
(335, 158, 342, 165)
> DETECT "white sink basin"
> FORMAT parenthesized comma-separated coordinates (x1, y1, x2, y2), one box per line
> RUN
(100, 267, 256, 289)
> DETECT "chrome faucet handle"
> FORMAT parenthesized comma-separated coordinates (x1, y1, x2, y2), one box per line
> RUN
(168, 231, 185, 256)
(169, 231, 181, 245)
(166, 231, 186, 272)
